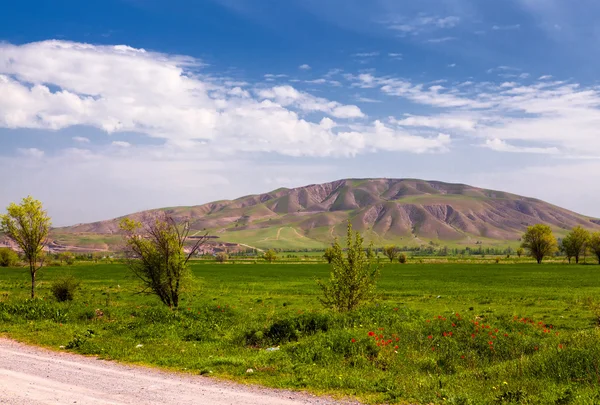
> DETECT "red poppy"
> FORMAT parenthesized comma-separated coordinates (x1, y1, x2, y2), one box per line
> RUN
(428, 335, 433, 340)
(351, 338, 356, 343)
(534, 346, 539, 351)
(558, 344, 563, 349)
(368, 331, 375, 337)
(394, 345, 399, 349)
(460, 355, 465, 359)
(452, 323, 456, 327)
(471, 334, 476, 339)
(504, 333, 509, 337)
(431, 347, 435, 351)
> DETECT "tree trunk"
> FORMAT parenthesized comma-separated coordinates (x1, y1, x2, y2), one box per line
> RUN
(30, 267, 36, 299)
(575, 255, 579, 264)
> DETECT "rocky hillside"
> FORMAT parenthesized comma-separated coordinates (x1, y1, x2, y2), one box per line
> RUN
(54, 178, 600, 250)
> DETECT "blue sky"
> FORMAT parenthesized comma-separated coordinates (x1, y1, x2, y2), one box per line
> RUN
(2, 0, 600, 225)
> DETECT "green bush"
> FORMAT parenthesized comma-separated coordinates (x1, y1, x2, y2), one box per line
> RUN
(398, 253, 407, 264)
(50, 276, 81, 302)
(0, 248, 19, 267)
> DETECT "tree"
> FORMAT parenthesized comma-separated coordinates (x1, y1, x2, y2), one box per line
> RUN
(520, 224, 558, 264)
(120, 212, 208, 308)
(589, 232, 600, 265)
(560, 236, 575, 263)
(516, 247, 524, 258)
(316, 222, 380, 312)
(215, 252, 228, 263)
(323, 246, 335, 264)
(383, 245, 399, 262)
(0, 248, 20, 267)
(563, 226, 590, 264)
(58, 251, 76, 265)
(263, 249, 277, 263)
(0, 197, 51, 298)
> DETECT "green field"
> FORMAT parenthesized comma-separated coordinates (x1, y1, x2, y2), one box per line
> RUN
(1, 262, 600, 404)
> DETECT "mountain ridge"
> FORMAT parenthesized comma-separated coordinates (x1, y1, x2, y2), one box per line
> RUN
(52, 178, 600, 251)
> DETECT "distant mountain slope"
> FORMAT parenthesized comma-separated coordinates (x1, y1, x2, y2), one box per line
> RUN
(54, 178, 600, 250)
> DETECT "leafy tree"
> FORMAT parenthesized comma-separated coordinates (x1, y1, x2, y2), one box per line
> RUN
(316, 222, 380, 312)
(215, 252, 228, 263)
(58, 251, 76, 265)
(589, 232, 600, 265)
(516, 247, 524, 258)
(120, 212, 208, 308)
(383, 245, 399, 262)
(560, 236, 575, 263)
(0, 248, 20, 267)
(0, 196, 51, 298)
(520, 224, 558, 264)
(563, 226, 590, 264)
(323, 246, 335, 264)
(263, 249, 277, 263)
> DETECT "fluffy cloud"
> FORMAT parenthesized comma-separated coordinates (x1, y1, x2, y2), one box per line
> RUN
(0, 41, 449, 158)
(349, 72, 600, 156)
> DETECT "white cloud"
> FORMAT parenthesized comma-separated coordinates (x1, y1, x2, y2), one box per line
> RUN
(298, 64, 311, 70)
(539, 75, 553, 80)
(72, 136, 90, 143)
(112, 141, 131, 148)
(482, 138, 559, 154)
(17, 148, 45, 158)
(426, 37, 457, 43)
(387, 15, 460, 36)
(0, 40, 450, 160)
(352, 52, 379, 57)
(492, 24, 521, 31)
(347, 72, 600, 156)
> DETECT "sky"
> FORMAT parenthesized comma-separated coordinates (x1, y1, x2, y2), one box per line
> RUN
(2, 0, 600, 226)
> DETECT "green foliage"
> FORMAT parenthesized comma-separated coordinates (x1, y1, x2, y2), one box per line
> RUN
(215, 252, 228, 263)
(398, 253, 407, 264)
(0, 248, 19, 267)
(58, 252, 76, 265)
(50, 276, 81, 302)
(383, 245, 399, 262)
(521, 224, 558, 264)
(589, 232, 600, 264)
(322, 246, 335, 264)
(263, 249, 277, 263)
(317, 222, 380, 312)
(120, 213, 208, 308)
(516, 247, 524, 258)
(562, 226, 590, 264)
(0, 196, 51, 298)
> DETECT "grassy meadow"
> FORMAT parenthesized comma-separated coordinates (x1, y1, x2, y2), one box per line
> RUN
(1, 261, 600, 404)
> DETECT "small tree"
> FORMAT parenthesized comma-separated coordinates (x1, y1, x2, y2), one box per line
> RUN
(521, 224, 558, 264)
(516, 247, 524, 258)
(58, 251, 76, 265)
(398, 253, 407, 264)
(50, 276, 81, 302)
(383, 245, 399, 262)
(215, 252, 228, 263)
(0, 196, 51, 298)
(316, 222, 380, 312)
(589, 232, 600, 265)
(263, 249, 277, 263)
(563, 226, 590, 264)
(0, 248, 20, 267)
(323, 246, 335, 264)
(120, 212, 208, 308)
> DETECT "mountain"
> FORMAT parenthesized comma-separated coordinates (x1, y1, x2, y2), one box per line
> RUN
(52, 178, 600, 251)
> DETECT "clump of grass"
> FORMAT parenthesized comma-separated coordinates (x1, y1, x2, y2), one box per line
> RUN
(50, 276, 80, 302)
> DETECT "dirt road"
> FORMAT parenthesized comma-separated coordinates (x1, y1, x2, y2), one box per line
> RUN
(0, 338, 353, 405)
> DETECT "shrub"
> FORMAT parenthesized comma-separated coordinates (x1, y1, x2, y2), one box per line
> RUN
(0, 248, 19, 267)
(263, 249, 277, 263)
(215, 252, 228, 263)
(50, 276, 81, 302)
(495, 257, 501, 264)
(398, 253, 407, 264)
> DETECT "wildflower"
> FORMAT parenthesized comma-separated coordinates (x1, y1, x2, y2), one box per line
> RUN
(494, 328, 498, 333)
(395, 337, 399, 342)
(351, 338, 356, 343)
(471, 334, 476, 339)
(452, 323, 456, 327)
(426, 319, 431, 323)
(443, 332, 447, 337)
(488, 341, 493, 346)
(504, 333, 509, 337)
(431, 347, 435, 351)
(428, 335, 433, 340)
(368, 331, 375, 337)
(534, 346, 538, 351)
(394, 345, 399, 349)
(558, 344, 563, 349)
(394, 308, 398, 311)
(460, 355, 465, 359)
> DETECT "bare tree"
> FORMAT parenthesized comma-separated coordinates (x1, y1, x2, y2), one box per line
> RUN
(120, 212, 208, 308)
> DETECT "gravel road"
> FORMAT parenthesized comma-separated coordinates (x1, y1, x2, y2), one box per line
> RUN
(0, 338, 356, 405)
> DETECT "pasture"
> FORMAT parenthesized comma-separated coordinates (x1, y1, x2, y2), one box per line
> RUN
(1, 261, 600, 404)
